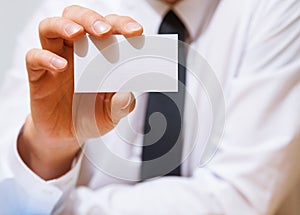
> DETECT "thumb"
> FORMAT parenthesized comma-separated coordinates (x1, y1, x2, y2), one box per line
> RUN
(111, 92, 136, 125)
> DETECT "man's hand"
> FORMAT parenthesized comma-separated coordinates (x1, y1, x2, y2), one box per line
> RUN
(17, 5, 143, 180)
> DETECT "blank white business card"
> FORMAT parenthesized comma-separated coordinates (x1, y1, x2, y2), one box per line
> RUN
(74, 34, 178, 92)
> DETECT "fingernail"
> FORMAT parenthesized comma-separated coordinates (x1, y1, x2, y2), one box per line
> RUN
(65, 23, 82, 35)
(124, 22, 142, 32)
(51, 57, 67, 69)
(92, 20, 111, 34)
(121, 93, 133, 110)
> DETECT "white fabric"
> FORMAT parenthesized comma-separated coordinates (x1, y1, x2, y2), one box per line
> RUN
(0, 0, 300, 214)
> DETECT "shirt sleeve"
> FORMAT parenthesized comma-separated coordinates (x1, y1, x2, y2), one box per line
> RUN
(0, 125, 83, 215)
(209, 0, 300, 213)
(0, 2, 87, 214)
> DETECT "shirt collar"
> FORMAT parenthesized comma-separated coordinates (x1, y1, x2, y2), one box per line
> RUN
(174, 0, 219, 40)
(150, 0, 219, 41)
(122, 0, 219, 41)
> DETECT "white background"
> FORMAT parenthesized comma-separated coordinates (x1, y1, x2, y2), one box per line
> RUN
(0, 0, 43, 85)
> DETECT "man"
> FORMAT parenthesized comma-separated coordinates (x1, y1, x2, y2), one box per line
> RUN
(0, 0, 300, 214)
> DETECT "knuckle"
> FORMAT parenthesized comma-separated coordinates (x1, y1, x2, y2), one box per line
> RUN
(26, 48, 39, 62)
(105, 14, 119, 19)
(26, 49, 51, 72)
(106, 14, 135, 24)
(121, 15, 134, 22)
(39, 17, 57, 32)
(62, 5, 79, 17)
(38, 18, 49, 31)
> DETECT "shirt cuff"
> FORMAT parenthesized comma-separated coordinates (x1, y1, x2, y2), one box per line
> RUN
(6, 128, 83, 214)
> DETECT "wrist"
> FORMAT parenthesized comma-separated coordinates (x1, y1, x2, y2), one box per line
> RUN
(17, 116, 81, 180)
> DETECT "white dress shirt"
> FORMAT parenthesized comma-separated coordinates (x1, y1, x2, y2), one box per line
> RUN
(0, 0, 300, 214)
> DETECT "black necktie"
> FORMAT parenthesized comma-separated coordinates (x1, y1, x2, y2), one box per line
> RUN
(141, 10, 187, 180)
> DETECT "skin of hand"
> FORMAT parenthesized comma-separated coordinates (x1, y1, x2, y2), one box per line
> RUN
(164, 0, 180, 4)
(17, 5, 143, 180)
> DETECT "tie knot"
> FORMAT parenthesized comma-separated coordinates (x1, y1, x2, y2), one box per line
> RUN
(159, 10, 186, 41)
